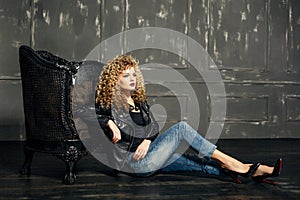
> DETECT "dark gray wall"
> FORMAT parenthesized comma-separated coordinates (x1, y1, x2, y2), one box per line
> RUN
(0, 0, 299, 140)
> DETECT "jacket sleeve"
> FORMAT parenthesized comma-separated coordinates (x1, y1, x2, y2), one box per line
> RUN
(143, 102, 159, 142)
(146, 132, 158, 142)
(95, 103, 114, 140)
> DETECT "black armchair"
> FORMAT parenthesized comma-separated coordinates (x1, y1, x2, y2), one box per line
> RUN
(19, 45, 88, 184)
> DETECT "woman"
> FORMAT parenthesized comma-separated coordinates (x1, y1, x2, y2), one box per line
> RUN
(95, 54, 282, 184)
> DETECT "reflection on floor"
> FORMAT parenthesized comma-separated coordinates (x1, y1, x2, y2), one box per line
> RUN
(0, 139, 299, 199)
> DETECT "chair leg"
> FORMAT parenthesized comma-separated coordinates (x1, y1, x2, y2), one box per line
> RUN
(20, 147, 34, 177)
(63, 160, 77, 184)
(57, 145, 86, 184)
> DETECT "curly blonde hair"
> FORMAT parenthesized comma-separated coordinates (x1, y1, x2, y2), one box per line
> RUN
(95, 55, 147, 110)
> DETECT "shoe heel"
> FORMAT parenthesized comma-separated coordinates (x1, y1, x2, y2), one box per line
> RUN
(262, 179, 277, 186)
(229, 173, 242, 184)
(252, 158, 282, 184)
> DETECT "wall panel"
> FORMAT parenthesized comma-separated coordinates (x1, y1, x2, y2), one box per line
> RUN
(32, 0, 101, 60)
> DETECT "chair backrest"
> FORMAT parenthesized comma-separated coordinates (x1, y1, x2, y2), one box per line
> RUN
(72, 60, 104, 141)
(19, 45, 81, 141)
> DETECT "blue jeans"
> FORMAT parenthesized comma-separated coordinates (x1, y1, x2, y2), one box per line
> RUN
(127, 122, 224, 177)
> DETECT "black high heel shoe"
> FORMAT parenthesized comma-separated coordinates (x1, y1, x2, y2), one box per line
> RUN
(252, 158, 282, 185)
(224, 163, 261, 184)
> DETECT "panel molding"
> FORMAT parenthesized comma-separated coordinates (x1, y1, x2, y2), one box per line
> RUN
(217, 95, 269, 123)
(285, 95, 300, 122)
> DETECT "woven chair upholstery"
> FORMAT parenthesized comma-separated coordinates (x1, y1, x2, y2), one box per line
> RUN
(19, 45, 87, 184)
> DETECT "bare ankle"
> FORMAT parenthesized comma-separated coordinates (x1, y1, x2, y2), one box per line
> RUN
(222, 161, 249, 173)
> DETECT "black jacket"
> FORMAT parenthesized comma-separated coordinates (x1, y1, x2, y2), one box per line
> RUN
(95, 101, 159, 171)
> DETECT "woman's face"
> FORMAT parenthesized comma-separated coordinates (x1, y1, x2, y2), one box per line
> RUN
(118, 67, 137, 92)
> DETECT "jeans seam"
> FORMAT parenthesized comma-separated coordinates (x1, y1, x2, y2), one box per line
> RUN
(166, 161, 200, 168)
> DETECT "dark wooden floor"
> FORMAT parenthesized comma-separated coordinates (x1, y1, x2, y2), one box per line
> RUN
(0, 139, 299, 200)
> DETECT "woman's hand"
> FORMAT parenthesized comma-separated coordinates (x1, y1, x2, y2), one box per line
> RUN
(133, 139, 151, 161)
(107, 120, 121, 143)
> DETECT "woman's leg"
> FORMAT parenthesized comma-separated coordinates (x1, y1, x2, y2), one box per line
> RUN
(128, 121, 273, 176)
(127, 122, 217, 174)
(168, 122, 274, 176)
(211, 149, 249, 173)
(211, 148, 274, 176)
(159, 153, 226, 177)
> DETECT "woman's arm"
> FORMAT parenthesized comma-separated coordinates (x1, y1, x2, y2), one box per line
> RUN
(95, 104, 113, 130)
(143, 101, 160, 141)
(95, 104, 121, 142)
(107, 119, 121, 143)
